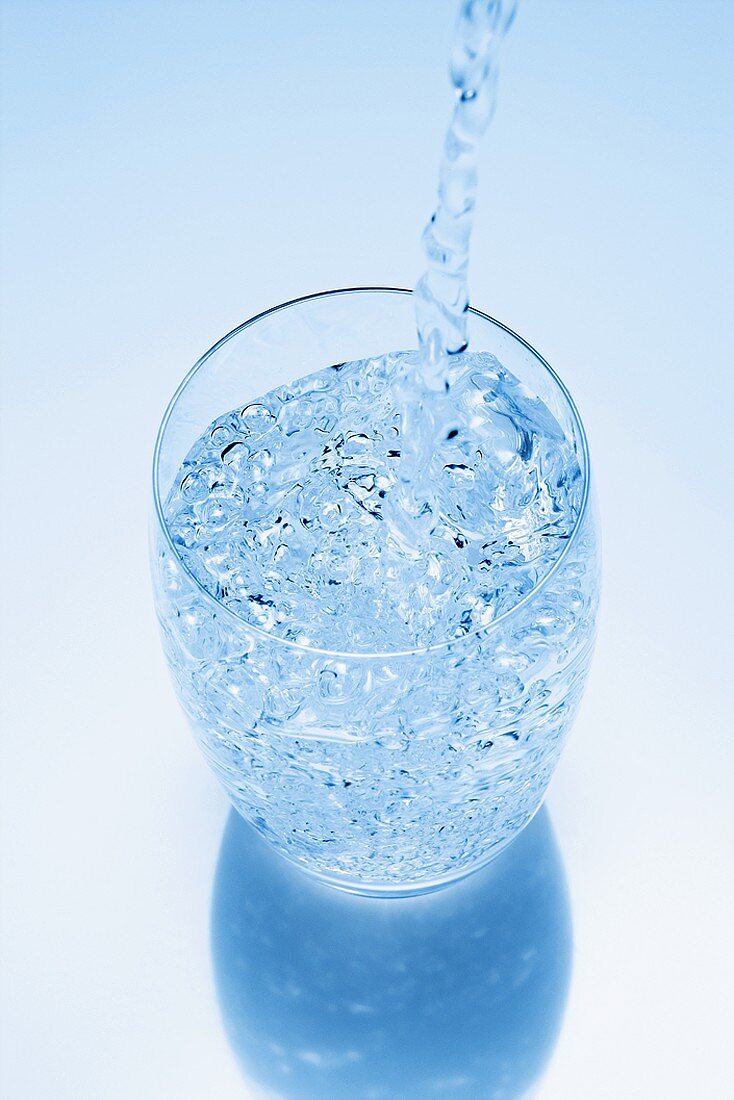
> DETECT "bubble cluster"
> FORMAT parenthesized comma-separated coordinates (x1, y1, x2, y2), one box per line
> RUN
(163, 350, 583, 653)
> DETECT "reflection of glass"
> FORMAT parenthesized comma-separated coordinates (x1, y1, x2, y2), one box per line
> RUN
(152, 288, 599, 895)
(211, 806, 571, 1099)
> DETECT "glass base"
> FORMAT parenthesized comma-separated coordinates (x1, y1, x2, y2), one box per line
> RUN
(265, 831, 520, 898)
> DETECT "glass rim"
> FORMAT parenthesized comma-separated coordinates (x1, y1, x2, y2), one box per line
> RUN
(152, 286, 591, 660)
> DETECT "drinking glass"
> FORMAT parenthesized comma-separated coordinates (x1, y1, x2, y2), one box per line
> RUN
(151, 287, 599, 896)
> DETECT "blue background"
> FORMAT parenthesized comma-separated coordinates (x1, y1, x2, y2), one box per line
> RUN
(1, 2, 733, 1097)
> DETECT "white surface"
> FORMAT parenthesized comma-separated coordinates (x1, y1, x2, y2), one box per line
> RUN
(2, 1, 733, 1096)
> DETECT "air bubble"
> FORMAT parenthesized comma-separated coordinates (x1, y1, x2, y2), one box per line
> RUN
(241, 403, 276, 435)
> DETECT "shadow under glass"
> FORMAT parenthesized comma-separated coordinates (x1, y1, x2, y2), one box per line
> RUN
(211, 807, 572, 1099)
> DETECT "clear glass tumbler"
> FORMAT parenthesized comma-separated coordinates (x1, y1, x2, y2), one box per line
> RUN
(151, 288, 599, 896)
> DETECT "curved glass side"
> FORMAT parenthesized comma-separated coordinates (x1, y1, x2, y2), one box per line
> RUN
(150, 288, 600, 893)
